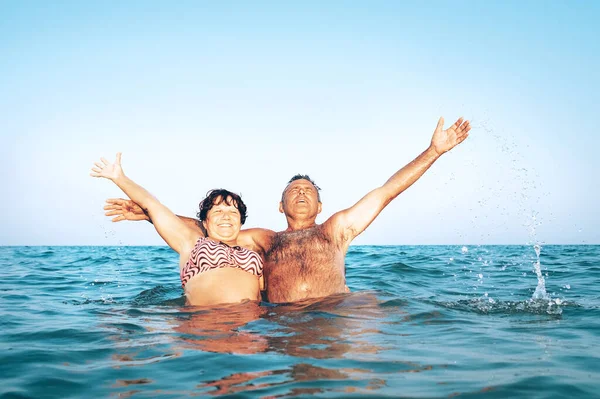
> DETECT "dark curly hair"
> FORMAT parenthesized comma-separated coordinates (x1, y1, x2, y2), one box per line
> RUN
(281, 174, 322, 202)
(196, 189, 247, 225)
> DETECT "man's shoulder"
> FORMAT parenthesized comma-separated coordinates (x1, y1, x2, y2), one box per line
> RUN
(239, 227, 275, 241)
(239, 228, 276, 253)
(241, 227, 276, 237)
(321, 212, 353, 246)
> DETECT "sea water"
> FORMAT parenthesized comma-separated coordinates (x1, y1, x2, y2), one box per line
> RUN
(1, 245, 599, 398)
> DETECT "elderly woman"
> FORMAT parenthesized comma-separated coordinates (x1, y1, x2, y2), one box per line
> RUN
(91, 153, 263, 306)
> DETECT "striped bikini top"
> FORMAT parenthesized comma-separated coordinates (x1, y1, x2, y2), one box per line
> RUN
(180, 237, 263, 288)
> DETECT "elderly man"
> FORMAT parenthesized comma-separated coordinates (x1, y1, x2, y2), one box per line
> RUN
(104, 117, 470, 303)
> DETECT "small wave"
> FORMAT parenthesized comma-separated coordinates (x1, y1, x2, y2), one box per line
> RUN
(379, 298, 410, 308)
(34, 250, 55, 258)
(435, 296, 574, 315)
(63, 297, 119, 306)
(65, 256, 93, 265)
(130, 285, 184, 306)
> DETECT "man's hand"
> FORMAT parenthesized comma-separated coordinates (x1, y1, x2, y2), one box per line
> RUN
(430, 117, 470, 156)
(104, 198, 150, 222)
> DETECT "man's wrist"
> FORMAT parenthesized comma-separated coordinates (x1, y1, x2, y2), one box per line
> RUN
(426, 144, 444, 159)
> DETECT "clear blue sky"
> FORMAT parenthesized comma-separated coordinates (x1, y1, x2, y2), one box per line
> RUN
(1, 1, 598, 245)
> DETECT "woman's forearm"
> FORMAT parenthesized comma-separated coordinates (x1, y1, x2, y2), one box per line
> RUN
(112, 175, 160, 212)
(110, 174, 194, 254)
(111, 175, 174, 230)
(91, 154, 196, 254)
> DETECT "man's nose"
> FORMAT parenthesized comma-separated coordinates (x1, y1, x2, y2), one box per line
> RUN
(298, 188, 306, 195)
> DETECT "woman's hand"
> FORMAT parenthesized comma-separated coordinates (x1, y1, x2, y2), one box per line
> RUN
(90, 152, 124, 181)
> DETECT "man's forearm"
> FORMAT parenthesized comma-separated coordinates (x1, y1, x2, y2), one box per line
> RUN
(330, 145, 442, 241)
(383, 146, 440, 200)
(330, 118, 468, 242)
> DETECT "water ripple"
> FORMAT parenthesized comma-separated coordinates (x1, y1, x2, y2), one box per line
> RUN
(0, 245, 599, 398)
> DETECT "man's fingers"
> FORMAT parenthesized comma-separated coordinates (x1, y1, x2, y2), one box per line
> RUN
(457, 132, 469, 144)
(458, 120, 470, 133)
(450, 117, 464, 131)
(101, 157, 110, 165)
(105, 210, 122, 216)
(116, 152, 122, 164)
(112, 215, 125, 222)
(106, 198, 126, 205)
(90, 172, 100, 177)
(94, 162, 104, 169)
(435, 117, 444, 132)
(91, 167, 102, 173)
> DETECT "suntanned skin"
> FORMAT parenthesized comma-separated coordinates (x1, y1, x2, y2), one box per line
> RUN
(104, 117, 470, 303)
(91, 154, 262, 306)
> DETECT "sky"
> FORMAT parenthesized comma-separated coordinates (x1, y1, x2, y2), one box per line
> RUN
(1, 1, 598, 246)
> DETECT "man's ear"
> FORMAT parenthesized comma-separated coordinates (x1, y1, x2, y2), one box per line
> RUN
(317, 202, 322, 214)
(279, 201, 284, 213)
(202, 220, 208, 231)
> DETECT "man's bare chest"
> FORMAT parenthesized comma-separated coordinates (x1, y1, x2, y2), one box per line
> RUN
(267, 228, 335, 264)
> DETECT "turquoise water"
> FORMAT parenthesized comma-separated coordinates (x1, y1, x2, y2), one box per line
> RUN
(1, 245, 599, 398)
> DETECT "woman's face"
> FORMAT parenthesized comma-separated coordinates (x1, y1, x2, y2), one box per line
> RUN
(202, 197, 242, 244)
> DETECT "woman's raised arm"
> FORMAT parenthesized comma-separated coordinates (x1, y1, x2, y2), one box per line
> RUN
(90, 153, 198, 254)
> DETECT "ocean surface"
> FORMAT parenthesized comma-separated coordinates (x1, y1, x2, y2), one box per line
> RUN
(1, 245, 599, 398)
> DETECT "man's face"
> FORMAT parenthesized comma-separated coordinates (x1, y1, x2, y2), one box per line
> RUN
(279, 179, 322, 218)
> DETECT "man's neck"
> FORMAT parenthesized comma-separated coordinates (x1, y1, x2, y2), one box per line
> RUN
(285, 217, 317, 231)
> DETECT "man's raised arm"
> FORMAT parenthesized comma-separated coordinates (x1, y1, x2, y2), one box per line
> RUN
(328, 117, 470, 244)
(104, 198, 204, 235)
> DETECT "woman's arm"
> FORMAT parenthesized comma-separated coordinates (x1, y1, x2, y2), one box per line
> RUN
(91, 153, 197, 254)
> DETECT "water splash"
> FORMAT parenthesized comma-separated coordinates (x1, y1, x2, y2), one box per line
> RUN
(525, 244, 564, 315)
(531, 244, 548, 300)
